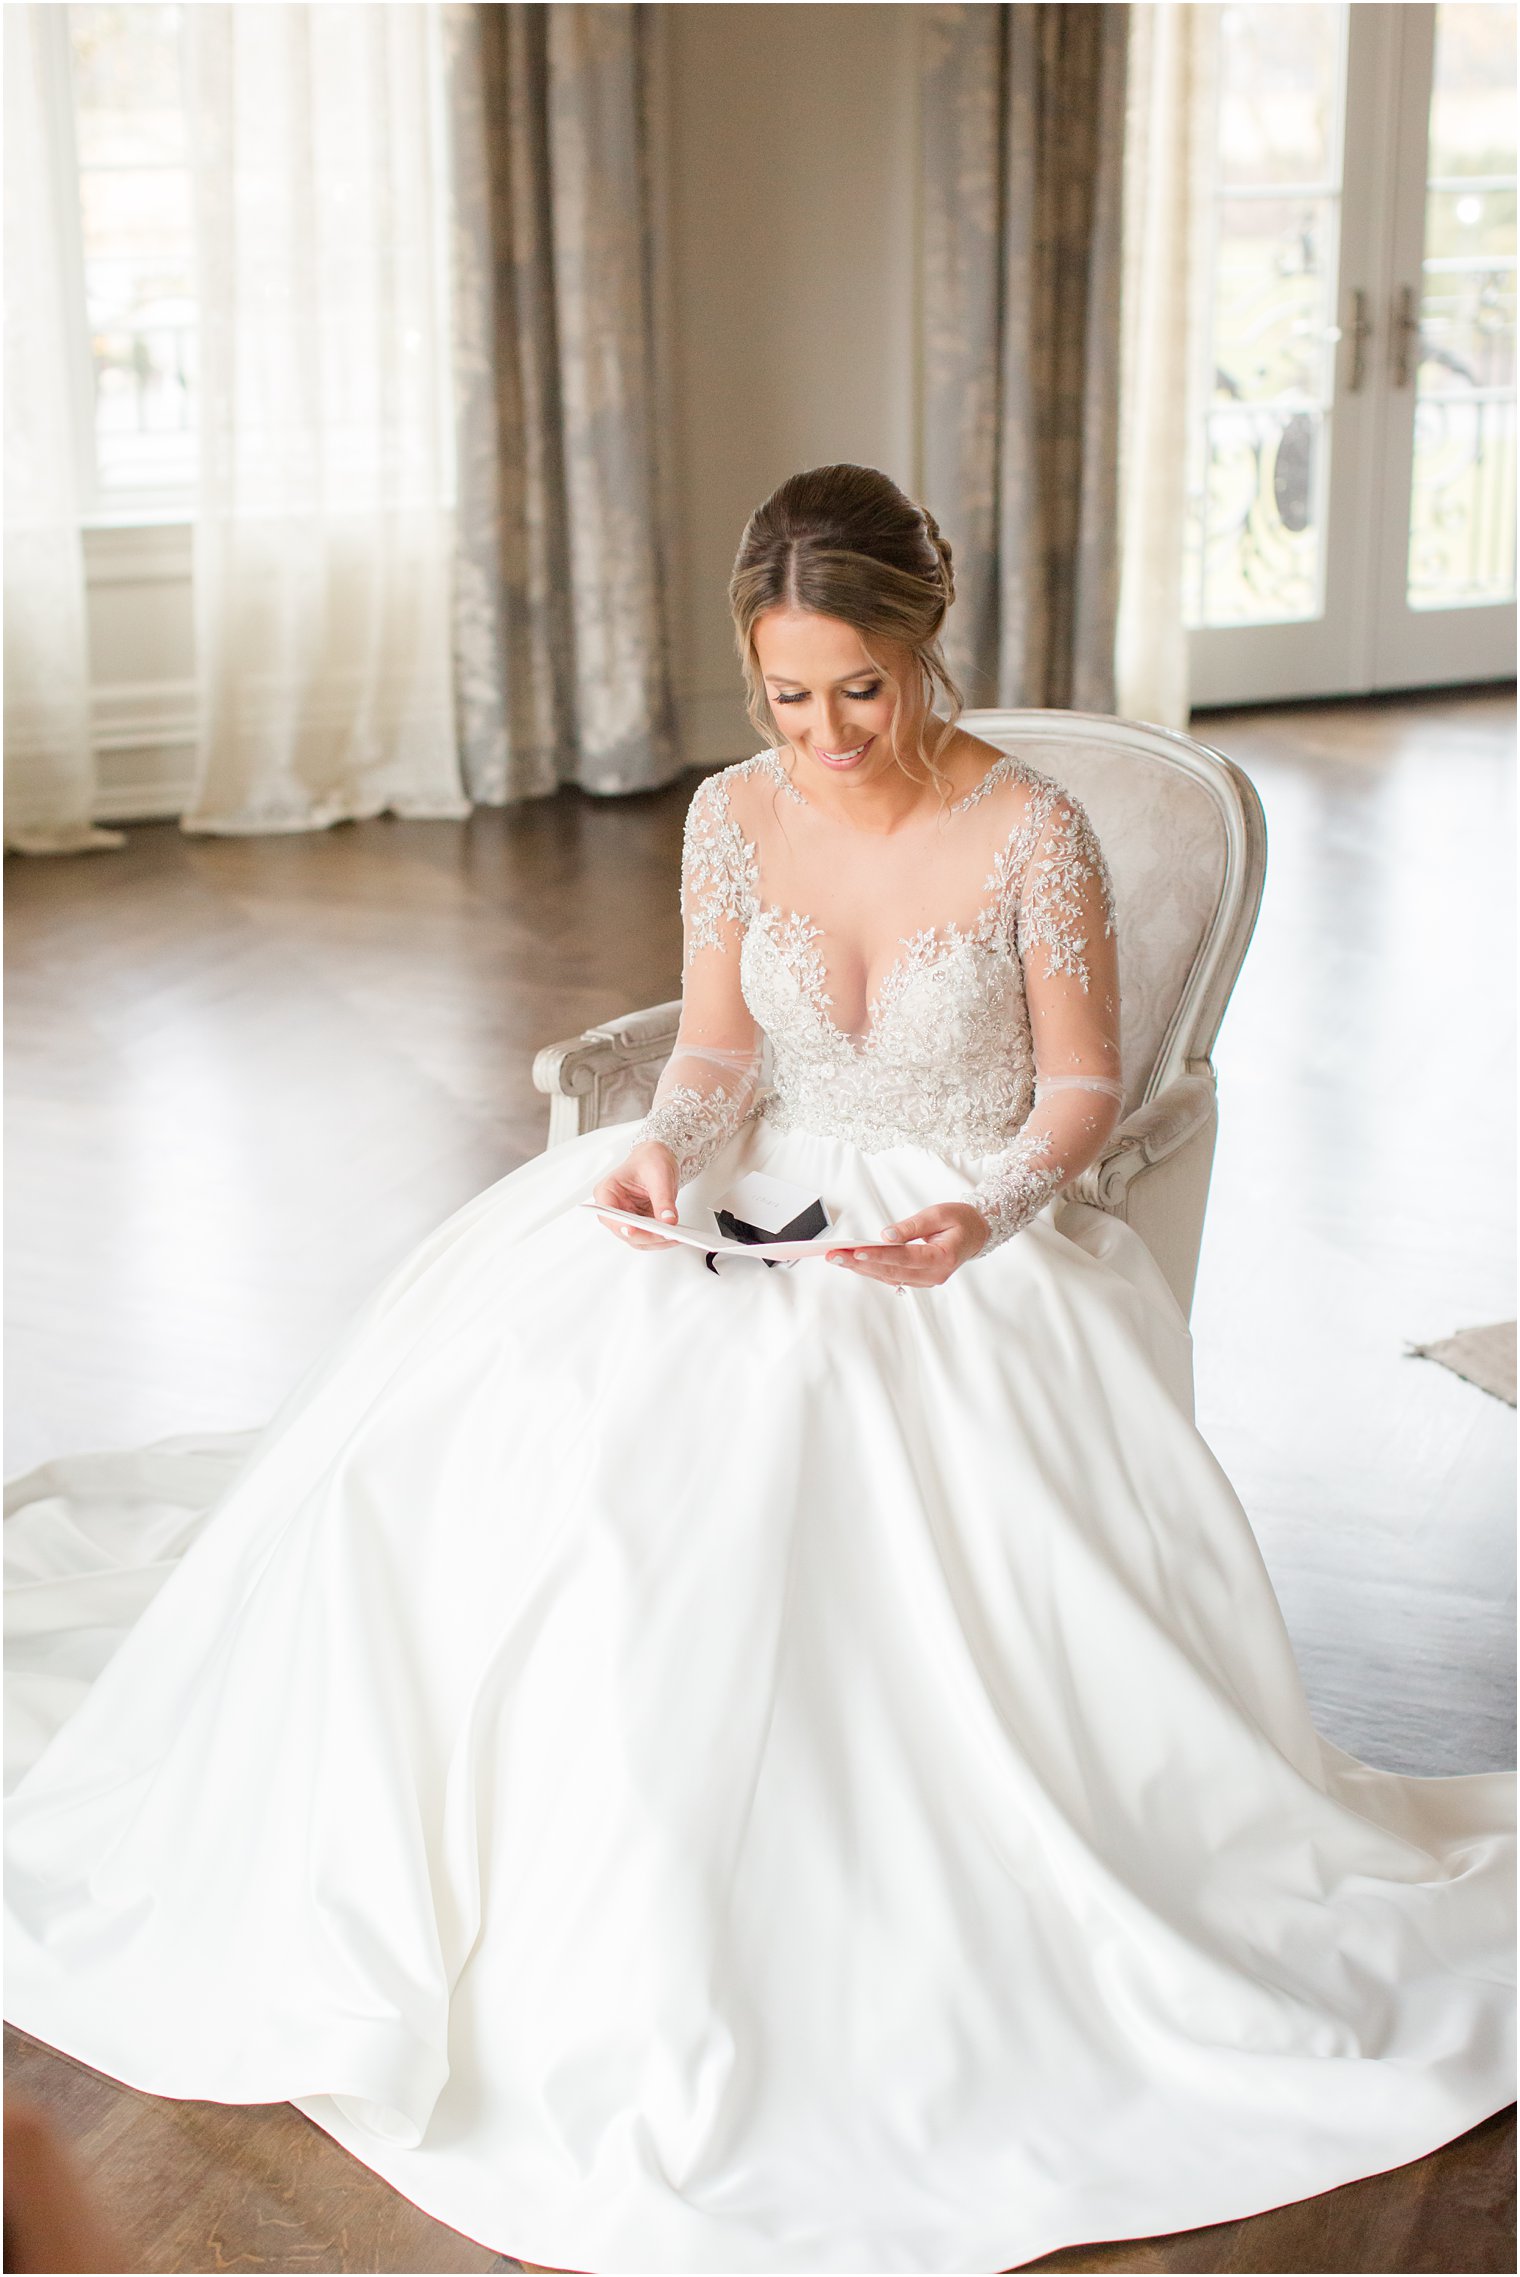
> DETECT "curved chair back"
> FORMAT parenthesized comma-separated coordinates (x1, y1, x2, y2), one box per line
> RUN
(958, 709, 1267, 1116)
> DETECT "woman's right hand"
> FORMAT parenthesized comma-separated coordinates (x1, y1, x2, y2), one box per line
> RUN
(591, 1140, 682, 1249)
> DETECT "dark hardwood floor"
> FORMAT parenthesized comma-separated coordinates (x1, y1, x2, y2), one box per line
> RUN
(5, 685, 1515, 2273)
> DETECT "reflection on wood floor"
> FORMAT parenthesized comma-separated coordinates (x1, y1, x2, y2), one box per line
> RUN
(5, 684, 1515, 2273)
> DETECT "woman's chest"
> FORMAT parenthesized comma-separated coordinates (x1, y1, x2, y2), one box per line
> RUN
(739, 905, 1029, 1064)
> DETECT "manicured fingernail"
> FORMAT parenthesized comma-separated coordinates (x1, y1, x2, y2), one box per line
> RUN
(853, 1250, 869, 1261)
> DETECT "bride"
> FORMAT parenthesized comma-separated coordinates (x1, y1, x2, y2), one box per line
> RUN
(5, 464, 1514, 2277)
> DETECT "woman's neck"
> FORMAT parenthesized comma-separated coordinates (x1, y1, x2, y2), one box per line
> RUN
(785, 727, 975, 835)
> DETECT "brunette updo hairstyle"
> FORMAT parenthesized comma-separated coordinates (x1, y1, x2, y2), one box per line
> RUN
(728, 463, 966, 806)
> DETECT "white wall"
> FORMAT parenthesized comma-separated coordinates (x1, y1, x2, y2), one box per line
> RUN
(665, 3, 922, 766)
(82, 2, 923, 818)
(81, 522, 198, 820)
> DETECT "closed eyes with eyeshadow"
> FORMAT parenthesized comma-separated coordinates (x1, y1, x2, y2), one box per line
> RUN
(772, 681, 882, 704)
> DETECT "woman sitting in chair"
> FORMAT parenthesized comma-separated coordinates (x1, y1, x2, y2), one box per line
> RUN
(6, 464, 1514, 2277)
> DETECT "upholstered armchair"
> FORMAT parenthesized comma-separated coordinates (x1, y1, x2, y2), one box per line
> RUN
(532, 710, 1267, 1324)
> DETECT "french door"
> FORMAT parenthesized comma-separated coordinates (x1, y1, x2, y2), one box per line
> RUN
(1186, 2, 1516, 707)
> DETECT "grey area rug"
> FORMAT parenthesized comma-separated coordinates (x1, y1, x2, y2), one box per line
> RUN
(1404, 1320, 1517, 1407)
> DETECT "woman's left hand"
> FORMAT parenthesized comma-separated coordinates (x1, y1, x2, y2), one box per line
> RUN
(826, 1201, 990, 1288)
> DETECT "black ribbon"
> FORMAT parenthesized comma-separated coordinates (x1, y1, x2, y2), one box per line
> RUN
(705, 1198, 830, 1275)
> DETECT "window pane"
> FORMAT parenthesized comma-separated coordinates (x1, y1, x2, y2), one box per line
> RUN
(1215, 3, 1339, 189)
(1408, 1, 1517, 608)
(66, 2, 195, 496)
(1211, 195, 1341, 404)
(77, 164, 191, 261)
(69, 3, 185, 168)
(1185, 5, 1348, 628)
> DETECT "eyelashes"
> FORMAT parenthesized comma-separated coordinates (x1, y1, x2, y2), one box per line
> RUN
(773, 683, 883, 705)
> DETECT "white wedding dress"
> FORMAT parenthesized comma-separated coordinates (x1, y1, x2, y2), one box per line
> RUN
(5, 746, 1514, 2276)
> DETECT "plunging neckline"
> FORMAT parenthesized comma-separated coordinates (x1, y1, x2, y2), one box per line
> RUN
(746, 746, 1033, 1053)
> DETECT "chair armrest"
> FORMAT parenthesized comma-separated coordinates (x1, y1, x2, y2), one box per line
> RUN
(1068, 1073, 1217, 1211)
(532, 1000, 683, 1145)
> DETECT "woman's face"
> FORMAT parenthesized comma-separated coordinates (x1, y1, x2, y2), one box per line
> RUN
(752, 608, 921, 790)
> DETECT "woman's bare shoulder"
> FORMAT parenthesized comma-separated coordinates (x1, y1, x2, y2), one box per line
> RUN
(940, 728, 1101, 824)
(931, 727, 1047, 818)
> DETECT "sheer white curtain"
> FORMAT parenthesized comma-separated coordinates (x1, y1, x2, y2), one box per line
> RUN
(1114, 2, 1221, 731)
(180, 2, 468, 834)
(2, 5, 124, 857)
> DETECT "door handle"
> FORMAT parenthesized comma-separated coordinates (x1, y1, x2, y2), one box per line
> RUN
(1390, 283, 1419, 388)
(1344, 286, 1375, 393)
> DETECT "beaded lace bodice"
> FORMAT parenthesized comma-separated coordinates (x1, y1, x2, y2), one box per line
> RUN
(632, 746, 1125, 1256)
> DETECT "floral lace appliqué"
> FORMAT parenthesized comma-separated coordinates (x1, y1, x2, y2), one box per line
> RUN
(637, 1081, 750, 1182)
(680, 771, 763, 960)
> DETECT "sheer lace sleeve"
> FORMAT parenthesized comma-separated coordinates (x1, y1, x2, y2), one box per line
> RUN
(964, 787, 1124, 1256)
(630, 772, 766, 1185)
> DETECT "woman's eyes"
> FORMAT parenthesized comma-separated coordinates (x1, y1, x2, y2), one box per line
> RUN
(773, 683, 882, 705)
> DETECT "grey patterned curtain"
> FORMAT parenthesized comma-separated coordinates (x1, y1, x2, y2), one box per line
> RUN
(444, 3, 683, 802)
(921, 3, 1129, 714)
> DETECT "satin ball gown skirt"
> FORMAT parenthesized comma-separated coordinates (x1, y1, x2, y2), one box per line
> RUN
(5, 1111, 1515, 2275)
